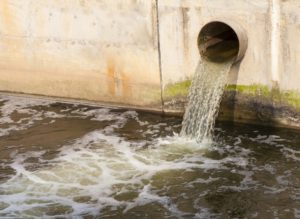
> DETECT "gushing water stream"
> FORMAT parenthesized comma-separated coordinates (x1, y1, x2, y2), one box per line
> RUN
(181, 60, 233, 142)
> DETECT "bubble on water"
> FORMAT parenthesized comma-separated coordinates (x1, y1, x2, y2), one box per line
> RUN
(294, 209, 300, 218)
(0, 95, 142, 138)
(0, 95, 55, 137)
(263, 164, 276, 174)
(0, 126, 216, 217)
(195, 208, 221, 219)
(280, 147, 300, 162)
(250, 134, 287, 146)
(1, 95, 299, 218)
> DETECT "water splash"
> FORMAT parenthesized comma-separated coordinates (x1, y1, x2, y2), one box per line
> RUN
(181, 60, 233, 142)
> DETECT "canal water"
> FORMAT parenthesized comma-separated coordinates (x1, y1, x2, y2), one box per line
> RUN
(0, 95, 299, 218)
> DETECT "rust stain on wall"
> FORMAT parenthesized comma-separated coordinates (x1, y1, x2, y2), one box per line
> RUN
(106, 58, 116, 96)
(106, 58, 133, 100)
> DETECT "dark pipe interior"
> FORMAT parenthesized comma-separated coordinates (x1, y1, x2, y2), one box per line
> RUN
(198, 22, 239, 63)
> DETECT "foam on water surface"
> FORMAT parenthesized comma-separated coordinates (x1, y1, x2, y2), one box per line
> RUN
(0, 95, 299, 218)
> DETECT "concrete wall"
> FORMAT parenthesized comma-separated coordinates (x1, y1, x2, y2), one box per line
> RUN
(160, 0, 271, 108)
(159, 0, 300, 128)
(0, 0, 162, 110)
(0, 0, 300, 128)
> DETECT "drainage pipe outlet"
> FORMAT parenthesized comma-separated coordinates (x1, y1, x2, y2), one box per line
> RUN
(198, 21, 248, 63)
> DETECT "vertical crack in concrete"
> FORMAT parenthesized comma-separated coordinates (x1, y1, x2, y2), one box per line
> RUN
(155, 0, 165, 114)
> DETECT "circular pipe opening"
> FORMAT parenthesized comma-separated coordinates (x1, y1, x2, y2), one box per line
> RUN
(198, 21, 247, 63)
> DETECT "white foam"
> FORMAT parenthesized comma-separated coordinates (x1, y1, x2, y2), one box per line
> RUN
(0, 95, 140, 137)
(0, 125, 217, 218)
(0, 96, 55, 137)
(250, 134, 286, 146)
(1, 95, 298, 218)
(280, 147, 300, 162)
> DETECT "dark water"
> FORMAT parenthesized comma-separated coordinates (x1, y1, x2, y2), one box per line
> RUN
(0, 95, 299, 218)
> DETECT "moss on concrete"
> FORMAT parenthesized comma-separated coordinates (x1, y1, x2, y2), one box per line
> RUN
(164, 82, 271, 99)
(163, 79, 300, 113)
(164, 80, 300, 111)
(225, 84, 300, 111)
(162, 81, 300, 128)
(164, 80, 191, 99)
(225, 84, 271, 97)
(282, 90, 300, 109)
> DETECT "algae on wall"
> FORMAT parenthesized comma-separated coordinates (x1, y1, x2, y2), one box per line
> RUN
(165, 79, 300, 110)
(164, 80, 191, 100)
(225, 84, 300, 112)
(163, 79, 300, 127)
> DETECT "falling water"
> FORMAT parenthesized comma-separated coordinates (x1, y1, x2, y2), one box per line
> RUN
(181, 59, 234, 143)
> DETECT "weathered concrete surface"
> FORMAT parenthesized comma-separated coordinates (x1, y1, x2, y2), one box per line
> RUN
(159, 0, 271, 108)
(0, 0, 162, 110)
(219, 85, 300, 129)
(0, 0, 300, 128)
(159, 0, 300, 128)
